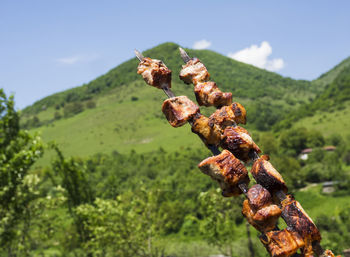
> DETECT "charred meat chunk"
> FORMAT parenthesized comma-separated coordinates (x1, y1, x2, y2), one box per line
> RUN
(137, 57, 171, 89)
(247, 184, 275, 210)
(198, 150, 250, 197)
(179, 58, 210, 84)
(209, 102, 247, 129)
(260, 229, 305, 257)
(282, 195, 321, 255)
(220, 126, 260, 162)
(191, 114, 222, 146)
(194, 82, 232, 108)
(250, 155, 288, 194)
(242, 185, 281, 232)
(162, 96, 199, 127)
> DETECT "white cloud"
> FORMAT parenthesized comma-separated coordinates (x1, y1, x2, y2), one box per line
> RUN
(228, 41, 284, 71)
(193, 39, 212, 50)
(56, 54, 99, 65)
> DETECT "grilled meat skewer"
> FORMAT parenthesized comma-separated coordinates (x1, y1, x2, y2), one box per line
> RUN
(251, 155, 288, 194)
(135, 51, 174, 97)
(198, 150, 250, 197)
(209, 102, 247, 128)
(179, 48, 232, 108)
(282, 195, 321, 256)
(194, 81, 232, 108)
(242, 184, 281, 233)
(135, 50, 328, 257)
(191, 114, 222, 146)
(260, 229, 305, 257)
(137, 57, 172, 89)
(162, 96, 200, 127)
(220, 126, 261, 162)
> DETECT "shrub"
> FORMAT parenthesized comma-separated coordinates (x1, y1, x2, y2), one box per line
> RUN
(64, 102, 84, 118)
(86, 100, 96, 109)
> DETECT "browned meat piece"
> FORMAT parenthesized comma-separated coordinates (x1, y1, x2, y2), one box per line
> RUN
(162, 96, 199, 127)
(250, 155, 288, 194)
(247, 184, 274, 210)
(242, 185, 281, 232)
(194, 82, 232, 108)
(243, 200, 282, 233)
(322, 250, 337, 257)
(179, 58, 210, 84)
(260, 229, 305, 257)
(137, 57, 171, 89)
(220, 126, 261, 162)
(282, 195, 321, 255)
(209, 102, 247, 129)
(231, 102, 247, 124)
(191, 114, 222, 146)
(198, 150, 250, 197)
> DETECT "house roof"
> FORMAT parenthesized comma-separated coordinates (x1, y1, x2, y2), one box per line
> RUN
(323, 146, 336, 151)
(301, 148, 313, 154)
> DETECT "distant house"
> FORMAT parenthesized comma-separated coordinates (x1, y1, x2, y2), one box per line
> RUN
(299, 146, 336, 160)
(344, 249, 350, 257)
(324, 146, 336, 151)
(322, 181, 339, 194)
(300, 148, 313, 160)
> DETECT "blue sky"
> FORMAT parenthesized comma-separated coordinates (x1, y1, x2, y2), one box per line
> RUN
(1, 0, 349, 109)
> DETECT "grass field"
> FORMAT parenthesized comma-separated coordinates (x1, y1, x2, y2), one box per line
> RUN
(291, 102, 350, 139)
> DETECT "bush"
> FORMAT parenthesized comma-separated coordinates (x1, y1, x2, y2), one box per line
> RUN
(86, 100, 96, 109)
(64, 102, 84, 118)
(54, 111, 62, 120)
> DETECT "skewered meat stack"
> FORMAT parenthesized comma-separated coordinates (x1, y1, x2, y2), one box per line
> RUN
(135, 48, 336, 257)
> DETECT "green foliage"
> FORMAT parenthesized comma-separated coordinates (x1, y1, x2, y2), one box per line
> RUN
(0, 89, 44, 253)
(198, 188, 244, 257)
(279, 127, 325, 156)
(64, 102, 84, 118)
(54, 111, 62, 120)
(86, 100, 96, 109)
(315, 205, 350, 254)
(76, 190, 166, 257)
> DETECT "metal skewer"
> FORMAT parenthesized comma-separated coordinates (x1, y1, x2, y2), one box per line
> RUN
(134, 49, 144, 62)
(179, 47, 191, 63)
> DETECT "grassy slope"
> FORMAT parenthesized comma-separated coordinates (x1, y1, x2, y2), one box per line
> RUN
(278, 63, 350, 139)
(24, 42, 318, 165)
(292, 102, 350, 138)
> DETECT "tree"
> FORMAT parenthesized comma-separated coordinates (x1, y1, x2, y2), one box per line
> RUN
(75, 188, 165, 257)
(198, 188, 245, 257)
(0, 89, 44, 254)
(50, 145, 94, 245)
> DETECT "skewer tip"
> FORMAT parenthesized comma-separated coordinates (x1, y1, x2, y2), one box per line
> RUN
(134, 49, 144, 62)
(179, 47, 191, 63)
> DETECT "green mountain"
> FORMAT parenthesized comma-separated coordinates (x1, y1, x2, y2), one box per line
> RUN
(276, 61, 350, 138)
(20, 42, 324, 164)
(312, 56, 350, 91)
